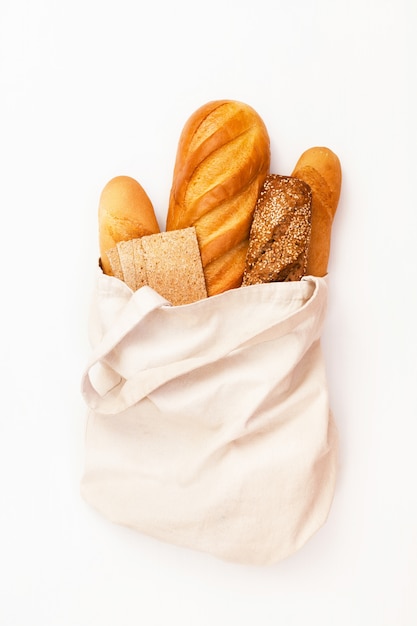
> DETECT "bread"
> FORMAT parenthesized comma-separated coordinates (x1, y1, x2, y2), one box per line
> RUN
(106, 228, 207, 305)
(242, 175, 312, 285)
(166, 100, 270, 296)
(99, 175, 160, 275)
(291, 147, 342, 277)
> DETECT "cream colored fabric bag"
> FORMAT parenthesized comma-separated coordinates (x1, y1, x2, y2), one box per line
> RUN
(80, 270, 337, 566)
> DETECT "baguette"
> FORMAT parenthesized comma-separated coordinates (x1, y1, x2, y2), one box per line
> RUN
(166, 100, 270, 296)
(98, 175, 160, 275)
(242, 175, 312, 285)
(291, 147, 342, 276)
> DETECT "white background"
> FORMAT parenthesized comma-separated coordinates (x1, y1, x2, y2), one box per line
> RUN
(1, 0, 416, 624)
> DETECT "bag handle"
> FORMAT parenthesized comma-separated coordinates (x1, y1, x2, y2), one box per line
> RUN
(81, 277, 327, 415)
(82, 286, 170, 411)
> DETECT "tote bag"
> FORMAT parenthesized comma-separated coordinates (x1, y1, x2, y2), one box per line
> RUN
(80, 270, 337, 566)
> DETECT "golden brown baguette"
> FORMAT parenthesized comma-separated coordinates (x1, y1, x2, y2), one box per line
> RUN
(98, 175, 160, 275)
(242, 175, 312, 285)
(166, 100, 270, 296)
(291, 147, 342, 277)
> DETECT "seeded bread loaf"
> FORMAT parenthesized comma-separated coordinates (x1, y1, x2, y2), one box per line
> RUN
(242, 175, 312, 285)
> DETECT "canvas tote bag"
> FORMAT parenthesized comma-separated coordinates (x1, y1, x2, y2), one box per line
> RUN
(80, 269, 337, 566)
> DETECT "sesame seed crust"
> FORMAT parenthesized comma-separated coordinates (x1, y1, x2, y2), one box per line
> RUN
(242, 175, 312, 285)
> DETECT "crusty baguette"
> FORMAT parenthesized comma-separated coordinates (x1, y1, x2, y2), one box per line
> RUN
(99, 175, 160, 275)
(242, 175, 312, 285)
(291, 147, 342, 277)
(166, 100, 270, 296)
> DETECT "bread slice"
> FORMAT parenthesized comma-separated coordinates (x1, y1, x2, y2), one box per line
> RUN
(108, 227, 207, 305)
(105, 246, 124, 281)
(116, 240, 137, 291)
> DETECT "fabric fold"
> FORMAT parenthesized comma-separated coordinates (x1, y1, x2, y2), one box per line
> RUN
(80, 269, 337, 566)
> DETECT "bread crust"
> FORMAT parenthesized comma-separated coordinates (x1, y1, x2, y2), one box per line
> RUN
(99, 175, 160, 275)
(166, 100, 270, 296)
(291, 147, 341, 276)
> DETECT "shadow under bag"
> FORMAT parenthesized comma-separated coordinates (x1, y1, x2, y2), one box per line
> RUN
(81, 270, 337, 566)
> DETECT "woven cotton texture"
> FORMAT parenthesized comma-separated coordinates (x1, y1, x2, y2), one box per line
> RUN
(81, 270, 337, 565)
